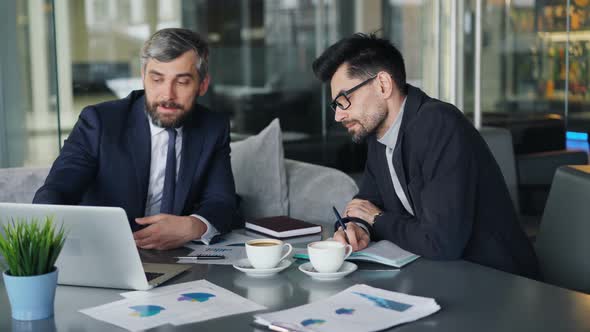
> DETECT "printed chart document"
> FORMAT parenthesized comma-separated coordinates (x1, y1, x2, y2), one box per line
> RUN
(187, 230, 322, 249)
(294, 240, 420, 268)
(80, 280, 265, 331)
(254, 284, 440, 332)
(178, 245, 247, 265)
(185, 232, 258, 249)
(182, 232, 255, 265)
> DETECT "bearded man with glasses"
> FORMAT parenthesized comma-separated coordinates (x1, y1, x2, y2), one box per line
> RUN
(314, 33, 540, 280)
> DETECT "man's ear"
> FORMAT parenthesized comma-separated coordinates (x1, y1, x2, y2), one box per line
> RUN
(198, 74, 211, 96)
(376, 71, 394, 99)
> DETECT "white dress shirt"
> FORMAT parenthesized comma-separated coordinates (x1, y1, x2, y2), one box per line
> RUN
(145, 118, 219, 244)
(377, 97, 415, 216)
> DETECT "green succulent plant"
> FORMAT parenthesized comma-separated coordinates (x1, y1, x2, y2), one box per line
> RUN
(0, 216, 67, 277)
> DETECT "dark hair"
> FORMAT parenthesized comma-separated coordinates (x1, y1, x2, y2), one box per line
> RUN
(312, 33, 407, 94)
(141, 28, 209, 79)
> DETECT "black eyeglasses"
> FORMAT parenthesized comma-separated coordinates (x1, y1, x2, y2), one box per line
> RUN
(330, 75, 377, 112)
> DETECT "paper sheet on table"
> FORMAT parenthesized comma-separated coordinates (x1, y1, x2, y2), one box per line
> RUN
(184, 232, 257, 251)
(178, 245, 247, 265)
(254, 284, 440, 332)
(80, 280, 266, 331)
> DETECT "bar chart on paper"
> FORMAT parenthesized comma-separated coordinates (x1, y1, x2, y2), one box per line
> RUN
(178, 246, 246, 265)
(203, 248, 234, 253)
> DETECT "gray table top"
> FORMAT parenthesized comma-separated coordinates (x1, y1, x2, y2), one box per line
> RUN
(2, 241, 590, 332)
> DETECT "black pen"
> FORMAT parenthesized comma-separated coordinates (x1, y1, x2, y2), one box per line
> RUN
(332, 206, 350, 244)
(175, 255, 225, 260)
(251, 321, 307, 332)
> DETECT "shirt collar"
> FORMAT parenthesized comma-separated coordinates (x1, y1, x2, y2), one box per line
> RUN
(377, 97, 407, 150)
(146, 112, 183, 137)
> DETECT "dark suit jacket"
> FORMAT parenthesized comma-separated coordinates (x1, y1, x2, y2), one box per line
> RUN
(33, 90, 239, 234)
(358, 85, 540, 279)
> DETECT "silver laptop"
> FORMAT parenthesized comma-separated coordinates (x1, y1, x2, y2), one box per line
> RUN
(0, 203, 190, 290)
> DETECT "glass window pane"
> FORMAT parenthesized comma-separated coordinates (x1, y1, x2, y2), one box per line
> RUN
(463, 0, 588, 154)
(0, 0, 60, 167)
(383, 0, 440, 97)
(54, 0, 370, 172)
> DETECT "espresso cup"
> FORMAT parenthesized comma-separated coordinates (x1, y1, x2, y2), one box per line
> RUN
(245, 239, 293, 269)
(307, 240, 353, 273)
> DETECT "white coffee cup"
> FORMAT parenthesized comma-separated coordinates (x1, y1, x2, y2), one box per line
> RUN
(245, 239, 293, 269)
(307, 240, 353, 273)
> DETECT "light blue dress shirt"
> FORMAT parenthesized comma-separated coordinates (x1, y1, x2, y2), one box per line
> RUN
(145, 118, 219, 244)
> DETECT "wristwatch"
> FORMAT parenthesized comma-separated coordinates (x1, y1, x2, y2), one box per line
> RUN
(372, 211, 383, 224)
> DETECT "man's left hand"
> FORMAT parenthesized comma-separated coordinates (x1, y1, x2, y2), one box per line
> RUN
(333, 222, 370, 252)
(345, 199, 382, 225)
(133, 214, 206, 250)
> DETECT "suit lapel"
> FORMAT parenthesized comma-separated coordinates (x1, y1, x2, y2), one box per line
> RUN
(391, 134, 414, 212)
(388, 84, 427, 214)
(375, 141, 396, 200)
(127, 96, 151, 216)
(173, 112, 205, 215)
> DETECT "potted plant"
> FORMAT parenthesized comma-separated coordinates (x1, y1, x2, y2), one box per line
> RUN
(0, 216, 67, 320)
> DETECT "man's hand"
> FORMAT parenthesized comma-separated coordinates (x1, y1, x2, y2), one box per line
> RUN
(133, 214, 206, 250)
(345, 199, 382, 225)
(333, 222, 370, 252)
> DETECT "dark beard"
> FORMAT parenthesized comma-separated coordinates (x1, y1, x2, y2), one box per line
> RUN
(352, 101, 388, 143)
(351, 126, 369, 143)
(145, 98, 197, 128)
(342, 120, 370, 143)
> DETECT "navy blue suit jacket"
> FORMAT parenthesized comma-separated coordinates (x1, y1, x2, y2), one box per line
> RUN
(33, 90, 238, 233)
(358, 85, 540, 279)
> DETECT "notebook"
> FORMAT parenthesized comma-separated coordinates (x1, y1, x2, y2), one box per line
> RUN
(244, 230, 322, 245)
(245, 216, 322, 238)
(293, 240, 420, 268)
(254, 284, 440, 332)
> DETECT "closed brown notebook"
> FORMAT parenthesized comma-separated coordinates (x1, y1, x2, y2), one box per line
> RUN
(245, 216, 322, 238)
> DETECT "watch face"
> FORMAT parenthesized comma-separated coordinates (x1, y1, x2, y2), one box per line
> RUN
(372, 212, 383, 224)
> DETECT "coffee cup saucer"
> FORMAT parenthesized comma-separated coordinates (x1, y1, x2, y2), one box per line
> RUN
(298, 262, 358, 281)
(233, 258, 292, 277)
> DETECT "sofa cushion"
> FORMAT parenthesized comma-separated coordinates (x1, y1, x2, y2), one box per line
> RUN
(285, 159, 358, 225)
(230, 119, 288, 220)
(0, 167, 49, 203)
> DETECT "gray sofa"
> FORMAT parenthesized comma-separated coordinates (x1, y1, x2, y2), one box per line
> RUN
(480, 126, 588, 240)
(0, 120, 359, 228)
(480, 127, 588, 210)
(0, 167, 50, 204)
(535, 165, 590, 293)
(479, 127, 521, 213)
(0, 160, 358, 228)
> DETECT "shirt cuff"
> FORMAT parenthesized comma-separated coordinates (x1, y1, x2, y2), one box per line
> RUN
(190, 214, 219, 245)
(354, 222, 370, 236)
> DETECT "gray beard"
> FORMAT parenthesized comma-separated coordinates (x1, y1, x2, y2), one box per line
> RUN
(144, 98, 197, 128)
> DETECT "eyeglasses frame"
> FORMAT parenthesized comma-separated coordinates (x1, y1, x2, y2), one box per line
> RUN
(329, 75, 378, 112)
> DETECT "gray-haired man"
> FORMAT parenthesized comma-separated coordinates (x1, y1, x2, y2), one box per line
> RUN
(34, 28, 240, 250)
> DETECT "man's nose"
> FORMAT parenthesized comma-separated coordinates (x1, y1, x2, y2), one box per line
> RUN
(334, 108, 347, 122)
(161, 82, 177, 100)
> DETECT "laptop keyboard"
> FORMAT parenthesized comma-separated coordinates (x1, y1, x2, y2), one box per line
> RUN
(145, 272, 165, 281)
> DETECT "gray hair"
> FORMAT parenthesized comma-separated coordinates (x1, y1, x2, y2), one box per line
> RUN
(140, 28, 209, 80)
